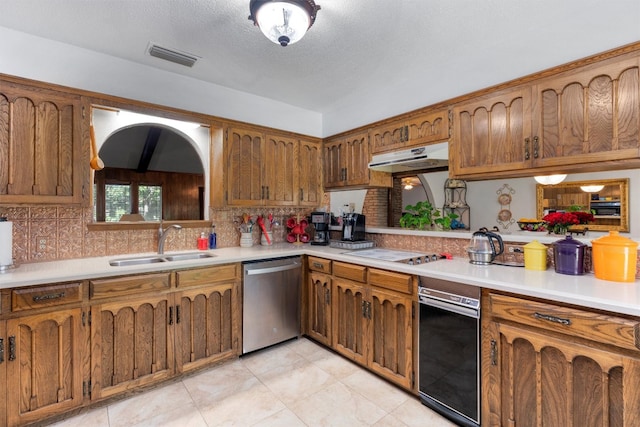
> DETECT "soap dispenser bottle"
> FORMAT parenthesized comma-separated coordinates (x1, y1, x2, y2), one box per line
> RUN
(209, 224, 217, 249)
(197, 232, 208, 250)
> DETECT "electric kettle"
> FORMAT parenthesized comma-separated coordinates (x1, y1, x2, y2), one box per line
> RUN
(467, 230, 504, 265)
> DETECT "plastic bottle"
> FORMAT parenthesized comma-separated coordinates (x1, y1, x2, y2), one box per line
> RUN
(197, 232, 208, 250)
(209, 225, 217, 249)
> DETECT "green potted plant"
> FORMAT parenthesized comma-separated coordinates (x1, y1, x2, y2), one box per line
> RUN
(434, 211, 459, 230)
(399, 201, 437, 230)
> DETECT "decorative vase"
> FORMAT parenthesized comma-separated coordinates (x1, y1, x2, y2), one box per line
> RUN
(552, 224, 569, 235)
(240, 232, 253, 247)
(260, 231, 273, 246)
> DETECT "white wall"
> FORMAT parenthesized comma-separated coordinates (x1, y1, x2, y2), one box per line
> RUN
(0, 27, 323, 137)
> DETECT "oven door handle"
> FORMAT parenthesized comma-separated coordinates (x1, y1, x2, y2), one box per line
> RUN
(420, 296, 479, 319)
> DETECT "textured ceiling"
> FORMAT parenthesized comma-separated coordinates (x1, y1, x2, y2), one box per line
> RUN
(0, 0, 639, 130)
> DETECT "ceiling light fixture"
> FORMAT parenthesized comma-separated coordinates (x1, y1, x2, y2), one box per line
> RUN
(534, 174, 567, 185)
(249, 0, 321, 47)
(580, 185, 605, 193)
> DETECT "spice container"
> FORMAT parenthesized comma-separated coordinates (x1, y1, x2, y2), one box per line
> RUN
(553, 236, 586, 275)
(591, 231, 638, 282)
(524, 240, 547, 270)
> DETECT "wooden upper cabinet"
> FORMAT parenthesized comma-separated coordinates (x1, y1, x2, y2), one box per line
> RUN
(323, 130, 391, 189)
(451, 48, 640, 179)
(226, 126, 264, 205)
(370, 108, 450, 154)
(450, 86, 532, 177)
(263, 133, 296, 205)
(226, 125, 316, 206)
(0, 80, 84, 204)
(532, 53, 640, 168)
(298, 138, 322, 207)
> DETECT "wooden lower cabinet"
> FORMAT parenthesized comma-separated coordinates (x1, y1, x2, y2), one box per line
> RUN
(5, 308, 86, 426)
(307, 270, 333, 346)
(482, 291, 640, 426)
(0, 321, 6, 425)
(90, 293, 174, 400)
(332, 277, 368, 366)
(174, 281, 238, 373)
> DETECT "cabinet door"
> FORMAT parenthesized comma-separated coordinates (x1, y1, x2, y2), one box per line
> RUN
(404, 108, 450, 148)
(175, 282, 239, 373)
(90, 294, 174, 400)
(484, 321, 640, 427)
(451, 86, 532, 178)
(533, 54, 640, 168)
(263, 133, 296, 205)
(307, 271, 332, 346)
(370, 120, 406, 154)
(343, 131, 370, 186)
(323, 139, 346, 188)
(0, 81, 84, 204)
(331, 278, 368, 365)
(6, 309, 85, 426)
(298, 139, 322, 206)
(226, 127, 264, 205)
(368, 288, 413, 389)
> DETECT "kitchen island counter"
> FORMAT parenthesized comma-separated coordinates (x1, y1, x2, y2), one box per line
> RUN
(1, 243, 639, 317)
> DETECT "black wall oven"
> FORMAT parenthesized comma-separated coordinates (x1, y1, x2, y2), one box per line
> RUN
(418, 277, 480, 427)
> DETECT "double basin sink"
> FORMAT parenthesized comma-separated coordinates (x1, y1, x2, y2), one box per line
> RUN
(109, 252, 216, 267)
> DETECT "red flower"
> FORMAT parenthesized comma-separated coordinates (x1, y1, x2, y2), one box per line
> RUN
(572, 211, 594, 224)
(542, 212, 580, 227)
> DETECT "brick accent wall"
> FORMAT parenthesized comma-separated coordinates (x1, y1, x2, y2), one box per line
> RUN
(362, 188, 389, 227)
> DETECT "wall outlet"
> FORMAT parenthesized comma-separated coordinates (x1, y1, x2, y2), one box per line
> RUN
(38, 238, 47, 250)
(508, 246, 523, 253)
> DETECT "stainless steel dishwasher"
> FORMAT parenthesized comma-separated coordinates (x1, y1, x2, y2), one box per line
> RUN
(242, 256, 301, 354)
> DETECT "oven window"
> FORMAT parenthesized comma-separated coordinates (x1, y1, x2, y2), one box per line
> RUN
(419, 302, 479, 423)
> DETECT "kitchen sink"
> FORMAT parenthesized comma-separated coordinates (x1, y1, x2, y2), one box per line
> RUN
(163, 252, 217, 261)
(109, 252, 216, 266)
(109, 256, 166, 267)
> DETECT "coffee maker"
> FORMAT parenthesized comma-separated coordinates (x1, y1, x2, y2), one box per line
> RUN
(310, 212, 331, 246)
(342, 213, 366, 241)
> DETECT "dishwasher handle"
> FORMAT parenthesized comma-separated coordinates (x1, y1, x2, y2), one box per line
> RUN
(244, 262, 300, 276)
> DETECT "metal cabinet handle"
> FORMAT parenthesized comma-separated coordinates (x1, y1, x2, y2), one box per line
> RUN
(325, 288, 331, 305)
(299, 188, 303, 201)
(490, 339, 497, 365)
(367, 301, 372, 319)
(312, 262, 324, 270)
(361, 301, 367, 318)
(8, 336, 16, 361)
(533, 136, 539, 159)
(176, 305, 181, 324)
(169, 306, 174, 325)
(533, 312, 571, 326)
(524, 137, 530, 160)
(32, 292, 66, 302)
(0, 338, 4, 363)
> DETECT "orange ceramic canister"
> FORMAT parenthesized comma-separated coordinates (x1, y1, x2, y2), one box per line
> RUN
(591, 231, 639, 282)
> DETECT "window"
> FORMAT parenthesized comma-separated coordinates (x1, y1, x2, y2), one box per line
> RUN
(94, 183, 162, 222)
(105, 184, 132, 222)
(139, 185, 162, 221)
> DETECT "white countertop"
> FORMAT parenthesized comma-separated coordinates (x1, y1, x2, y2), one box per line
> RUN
(2, 243, 640, 318)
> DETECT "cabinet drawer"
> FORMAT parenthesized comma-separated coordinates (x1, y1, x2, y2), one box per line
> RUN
(333, 262, 367, 283)
(12, 282, 83, 311)
(90, 273, 171, 299)
(308, 256, 332, 273)
(489, 293, 640, 352)
(369, 269, 413, 295)
(176, 264, 240, 288)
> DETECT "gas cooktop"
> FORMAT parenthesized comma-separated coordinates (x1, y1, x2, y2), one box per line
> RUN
(342, 248, 445, 265)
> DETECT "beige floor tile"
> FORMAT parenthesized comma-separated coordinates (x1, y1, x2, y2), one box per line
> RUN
(48, 407, 110, 427)
(372, 413, 410, 427)
(241, 339, 307, 377)
(310, 349, 361, 379)
(259, 360, 337, 405)
(182, 359, 257, 407)
(342, 369, 411, 413)
(129, 402, 207, 427)
(107, 381, 195, 427)
(289, 337, 329, 361)
(197, 380, 286, 426)
(390, 398, 459, 427)
(251, 408, 307, 427)
(289, 381, 387, 426)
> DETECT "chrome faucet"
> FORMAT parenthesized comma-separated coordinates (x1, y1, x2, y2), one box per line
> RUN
(158, 223, 182, 254)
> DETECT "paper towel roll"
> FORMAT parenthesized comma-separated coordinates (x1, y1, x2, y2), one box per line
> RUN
(0, 220, 13, 266)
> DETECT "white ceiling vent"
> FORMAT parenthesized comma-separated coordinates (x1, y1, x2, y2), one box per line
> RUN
(147, 43, 199, 67)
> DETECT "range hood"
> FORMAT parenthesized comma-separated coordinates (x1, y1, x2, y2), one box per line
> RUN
(368, 142, 448, 173)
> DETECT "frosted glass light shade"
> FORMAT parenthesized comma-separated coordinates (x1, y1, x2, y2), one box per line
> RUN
(249, 1, 321, 47)
(580, 185, 604, 193)
(534, 174, 567, 185)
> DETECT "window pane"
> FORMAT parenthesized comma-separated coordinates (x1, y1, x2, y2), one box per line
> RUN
(105, 184, 131, 222)
(139, 185, 162, 221)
